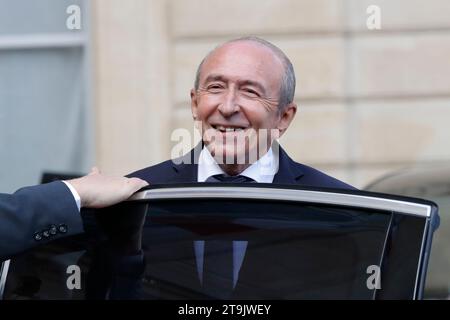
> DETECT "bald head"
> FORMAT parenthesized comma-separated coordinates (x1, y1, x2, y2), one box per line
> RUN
(194, 36, 296, 110)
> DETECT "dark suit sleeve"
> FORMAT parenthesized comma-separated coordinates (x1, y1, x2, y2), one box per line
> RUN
(0, 181, 84, 260)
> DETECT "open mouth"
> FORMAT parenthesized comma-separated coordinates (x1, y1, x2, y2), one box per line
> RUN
(211, 125, 248, 133)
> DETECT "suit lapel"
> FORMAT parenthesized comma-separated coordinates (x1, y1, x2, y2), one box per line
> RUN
(272, 145, 304, 184)
(167, 143, 202, 183)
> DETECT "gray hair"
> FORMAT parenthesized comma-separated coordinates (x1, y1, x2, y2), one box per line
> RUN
(194, 36, 296, 110)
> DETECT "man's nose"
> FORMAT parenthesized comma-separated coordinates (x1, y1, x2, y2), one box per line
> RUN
(217, 89, 239, 117)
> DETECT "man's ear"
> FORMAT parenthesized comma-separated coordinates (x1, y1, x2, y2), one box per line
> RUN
(277, 102, 297, 137)
(190, 89, 198, 120)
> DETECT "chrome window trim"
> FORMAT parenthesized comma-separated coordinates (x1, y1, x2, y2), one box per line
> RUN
(415, 220, 431, 299)
(0, 260, 10, 300)
(373, 214, 395, 300)
(129, 187, 432, 218)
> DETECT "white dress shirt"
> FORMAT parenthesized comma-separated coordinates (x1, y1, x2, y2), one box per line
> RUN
(195, 146, 278, 288)
(197, 145, 279, 183)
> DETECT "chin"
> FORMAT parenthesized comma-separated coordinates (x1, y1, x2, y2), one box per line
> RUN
(210, 143, 256, 166)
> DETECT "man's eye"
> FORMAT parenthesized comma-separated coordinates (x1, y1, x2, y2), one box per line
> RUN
(207, 85, 223, 91)
(242, 88, 259, 97)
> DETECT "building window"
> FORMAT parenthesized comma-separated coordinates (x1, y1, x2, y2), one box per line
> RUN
(0, 0, 93, 192)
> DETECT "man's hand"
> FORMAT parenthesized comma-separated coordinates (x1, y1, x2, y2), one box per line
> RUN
(68, 167, 148, 208)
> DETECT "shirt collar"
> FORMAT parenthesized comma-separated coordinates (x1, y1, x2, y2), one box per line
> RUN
(197, 146, 278, 183)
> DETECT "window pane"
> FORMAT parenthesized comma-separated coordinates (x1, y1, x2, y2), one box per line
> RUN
(0, 47, 93, 192)
(138, 199, 391, 299)
(0, 0, 84, 35)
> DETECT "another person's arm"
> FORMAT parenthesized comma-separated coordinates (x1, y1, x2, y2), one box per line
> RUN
(0, 168, 148, 260)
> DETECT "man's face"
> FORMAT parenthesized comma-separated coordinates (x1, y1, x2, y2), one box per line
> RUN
(191, 41, 296, 166)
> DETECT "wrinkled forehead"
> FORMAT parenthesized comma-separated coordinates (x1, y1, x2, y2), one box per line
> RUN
(199, 41, 284, 93)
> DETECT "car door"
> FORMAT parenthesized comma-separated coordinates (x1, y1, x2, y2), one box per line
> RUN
(0, 184, 439, 300)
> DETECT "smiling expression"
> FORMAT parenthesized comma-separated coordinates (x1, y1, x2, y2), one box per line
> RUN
(191, 40, 296, 174)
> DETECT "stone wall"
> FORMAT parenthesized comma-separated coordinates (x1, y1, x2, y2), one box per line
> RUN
(92, 0, 450, 187)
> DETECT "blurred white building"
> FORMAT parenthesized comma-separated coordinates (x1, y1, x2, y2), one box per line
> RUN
(2, 0, 450, 192)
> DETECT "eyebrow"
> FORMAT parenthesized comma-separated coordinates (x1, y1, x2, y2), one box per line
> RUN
(203, 74, 267, 96)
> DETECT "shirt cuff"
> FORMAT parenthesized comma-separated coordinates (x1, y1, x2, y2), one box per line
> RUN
(62, 180, 81, 211)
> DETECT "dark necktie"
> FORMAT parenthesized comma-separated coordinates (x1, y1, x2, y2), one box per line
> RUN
(205, 174, 255, 183)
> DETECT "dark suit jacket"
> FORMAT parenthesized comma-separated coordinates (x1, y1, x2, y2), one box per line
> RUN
(0, 181, 83, 260)
(123, 144, 356, 299)
(129, 144, 354, 189)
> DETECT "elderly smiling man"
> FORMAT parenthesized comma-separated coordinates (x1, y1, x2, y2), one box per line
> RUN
(122, 36, 355, 299)
(130, 36, 353, 189)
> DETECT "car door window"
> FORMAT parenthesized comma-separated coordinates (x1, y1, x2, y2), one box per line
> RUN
(0, 184, 438, 300)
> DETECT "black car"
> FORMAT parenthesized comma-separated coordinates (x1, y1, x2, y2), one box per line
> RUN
(365, 164, 450, 299)
(0, 184, 439, 299)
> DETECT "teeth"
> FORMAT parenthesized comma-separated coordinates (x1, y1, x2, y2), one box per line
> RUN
(214, 125, 245, 132)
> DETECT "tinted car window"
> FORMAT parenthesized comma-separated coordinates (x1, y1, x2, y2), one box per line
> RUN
(136, 200, 391, 299)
